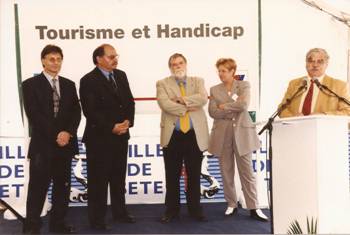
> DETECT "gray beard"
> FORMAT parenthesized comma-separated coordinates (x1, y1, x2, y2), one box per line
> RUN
(172, 70, 187, 80)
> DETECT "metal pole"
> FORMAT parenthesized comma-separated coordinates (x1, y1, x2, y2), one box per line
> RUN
(347, 29, 350, 88)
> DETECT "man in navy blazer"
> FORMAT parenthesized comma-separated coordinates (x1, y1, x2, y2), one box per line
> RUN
(22, 45, 81, 234)
(79, 44, 135, 230)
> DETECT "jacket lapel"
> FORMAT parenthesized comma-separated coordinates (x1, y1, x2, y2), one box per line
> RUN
(167, 77, 181, 97)
(57, 77, 66, 117)
(38, 73, 54, 116)
(186, 77, 194, 95)
(93, 67, 116, 95)
(58, 76, 65, 99)
(217, 82, 236, 102)
(113, 70, 127, 101)
(232, 81, 239, 95)
(290, 77, 306, 114)
(314, 75, 331, 112)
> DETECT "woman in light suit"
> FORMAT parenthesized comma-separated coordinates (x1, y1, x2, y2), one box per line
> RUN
(208, 58, 268, 221)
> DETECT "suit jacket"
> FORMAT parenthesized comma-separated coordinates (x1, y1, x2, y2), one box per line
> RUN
(279, 75, 350, 118)
(208, 81, 260, 157)
(22, 73, 81, 159)
(79, 67, 135, 147)
(156, 76, 209, 151)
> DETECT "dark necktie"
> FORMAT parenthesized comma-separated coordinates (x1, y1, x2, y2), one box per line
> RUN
(108, 72, 117, 91)
(52, 78, 60, 117)
(302, 80, 314, 116)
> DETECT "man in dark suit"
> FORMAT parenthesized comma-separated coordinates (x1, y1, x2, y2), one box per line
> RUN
(79, 44, 135, 230)
(22, 44, 81, 234)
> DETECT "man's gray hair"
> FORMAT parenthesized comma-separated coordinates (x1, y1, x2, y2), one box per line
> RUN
(306, 48, 330, 62)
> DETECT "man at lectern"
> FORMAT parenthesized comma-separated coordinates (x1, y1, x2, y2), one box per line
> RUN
(278, 48, 350, 118)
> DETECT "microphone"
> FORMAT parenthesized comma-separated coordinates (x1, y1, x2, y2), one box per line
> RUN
(311, 78, 323, 91)
(298, 78, 308, 91)
(310, 77, 350, 106)
(285, 78, 308, 104)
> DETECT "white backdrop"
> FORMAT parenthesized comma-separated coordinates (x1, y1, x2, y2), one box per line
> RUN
(1, 0, 263, 218)
(17, 0, 259, 116)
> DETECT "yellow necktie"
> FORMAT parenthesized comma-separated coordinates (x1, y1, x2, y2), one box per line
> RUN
(179, 82, 190, 133)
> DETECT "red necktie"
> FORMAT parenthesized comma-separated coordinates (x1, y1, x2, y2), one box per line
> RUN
(302, 80, 314, 116)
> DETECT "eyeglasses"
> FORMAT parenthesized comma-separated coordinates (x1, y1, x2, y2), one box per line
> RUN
(170, 61, 185, 67)
(44, 57, 62, 63)
(307, 59, 326, 65)
(105, 54, 120, 60)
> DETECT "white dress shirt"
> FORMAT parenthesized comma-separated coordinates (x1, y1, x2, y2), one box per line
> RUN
(43, 71, 60, 97)
(298, 74, 325, 114)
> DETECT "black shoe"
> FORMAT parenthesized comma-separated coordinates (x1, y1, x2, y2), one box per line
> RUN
(90, 223, 110, 231)
(23, 222, 40, 234)
(49, 224, 76, 234)
(114, 213, 136, 223)
(160, 214, 179, 224)
(250, 209, 269, 222)
(23, 226, 40, 234)
(191, 213, 208, 222)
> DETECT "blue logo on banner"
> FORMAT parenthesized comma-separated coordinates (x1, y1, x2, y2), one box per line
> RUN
(0, 145, 26, 198)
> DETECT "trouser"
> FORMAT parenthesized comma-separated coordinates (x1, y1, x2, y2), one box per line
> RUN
(26, 153, 72, 230)
(163, 129, 203, 216)
(219, 124, 258, 209)
(86, 138, 128, 225)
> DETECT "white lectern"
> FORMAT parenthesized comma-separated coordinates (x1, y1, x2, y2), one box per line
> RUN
(272, 115, 350, 234)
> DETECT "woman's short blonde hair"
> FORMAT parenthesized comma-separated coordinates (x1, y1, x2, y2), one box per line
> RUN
(215, 58, 237, 72)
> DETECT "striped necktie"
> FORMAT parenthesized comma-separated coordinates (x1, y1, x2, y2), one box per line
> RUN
(52, 78, 60, 117)
(179, 82, 190, 133)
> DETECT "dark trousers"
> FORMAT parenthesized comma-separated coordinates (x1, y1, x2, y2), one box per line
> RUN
(25, 153, 72, 230)
(86, 138, 128, 226)
(163, 129, 203, 216)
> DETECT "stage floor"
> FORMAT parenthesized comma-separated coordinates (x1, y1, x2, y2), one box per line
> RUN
(0, 202, 271, 234)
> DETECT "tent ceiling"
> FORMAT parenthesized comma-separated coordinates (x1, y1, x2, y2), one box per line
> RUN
(303, 0, 350, 26)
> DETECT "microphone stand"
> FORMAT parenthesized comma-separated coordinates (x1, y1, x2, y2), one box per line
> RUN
(317, 82, 350, 106)
(258, 83, 306, 234)
(0, 198, 24, 222)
